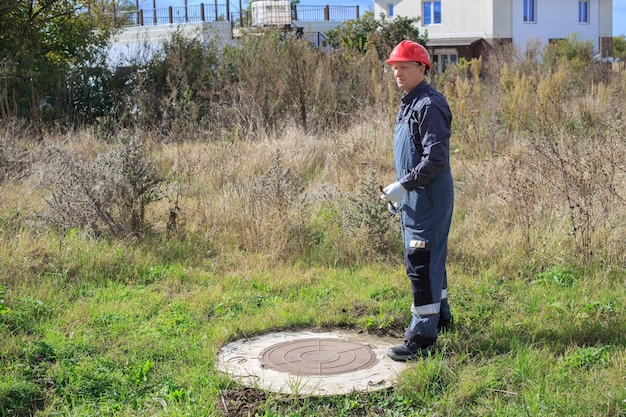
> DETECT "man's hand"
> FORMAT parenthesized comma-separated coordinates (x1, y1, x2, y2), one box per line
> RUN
(380, 181, 407, 203)
(387, 201, 399, 215)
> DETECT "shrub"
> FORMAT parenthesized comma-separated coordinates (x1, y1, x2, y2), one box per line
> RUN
(235, 149, 305, 259)
(37, 134, 162, 237)
(335, 165, 400, 258)
(0, 121, 32, 183)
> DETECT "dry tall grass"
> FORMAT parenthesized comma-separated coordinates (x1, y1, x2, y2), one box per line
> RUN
(1, 41, 625, 279)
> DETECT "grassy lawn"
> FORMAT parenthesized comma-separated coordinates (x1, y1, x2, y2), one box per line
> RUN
(2, 39, 626, 416)
(1, 231, 625, 416)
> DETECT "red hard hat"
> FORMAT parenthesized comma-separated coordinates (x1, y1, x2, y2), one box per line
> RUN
(386, 40, 431, 70)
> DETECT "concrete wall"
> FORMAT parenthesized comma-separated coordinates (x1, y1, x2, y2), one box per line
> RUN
(511, 0, 609, 52)
(420, 0, 492, 39)
(493, 0, 513, 39)
(108, 18, 350, 67)
(109, 21, 233, 65)
(294, 21, 345, 34)
(374, 0, 497, 39)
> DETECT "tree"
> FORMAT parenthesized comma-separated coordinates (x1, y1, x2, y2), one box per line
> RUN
(324, 11, 427, 59)
(135, 30, 223, 135)
(613, 35, 626, 60)
(0, 0, 118, 126)
(324, 11, 379, 55)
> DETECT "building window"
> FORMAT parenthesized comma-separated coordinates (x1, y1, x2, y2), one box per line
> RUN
(433, 51, 458, 74)
(423, 1, 441, 25)
(388, 3, 394, 17)
(578, 0, 589, 23)
(523, 0, 536, 23)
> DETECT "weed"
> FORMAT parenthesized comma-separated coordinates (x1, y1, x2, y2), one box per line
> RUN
(0, 378, 43, 417)
(335, 165, 398, 258)
(560, 345, 609, 369)
(2, 296, 51, 334)
(36, 134, 162, 238)
(533, 266, 581, 287)
(0, 286, 8, 316)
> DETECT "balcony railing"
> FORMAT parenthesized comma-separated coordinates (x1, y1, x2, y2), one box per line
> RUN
(112, 2, 359, 27)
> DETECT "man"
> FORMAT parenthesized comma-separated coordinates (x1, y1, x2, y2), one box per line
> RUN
(380, 40, 454, 361)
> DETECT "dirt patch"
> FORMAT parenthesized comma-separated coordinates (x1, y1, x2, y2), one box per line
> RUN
(218, 387, 266, 417)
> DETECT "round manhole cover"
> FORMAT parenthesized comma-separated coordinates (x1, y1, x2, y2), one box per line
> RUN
(216, 330, 409, 396)
(259, 338, 378, 375)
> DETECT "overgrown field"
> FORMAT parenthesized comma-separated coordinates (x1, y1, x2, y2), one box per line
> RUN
(2, 40, 626, 416)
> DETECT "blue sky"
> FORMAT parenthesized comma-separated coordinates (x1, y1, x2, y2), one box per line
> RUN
(147, 0, 626, 37)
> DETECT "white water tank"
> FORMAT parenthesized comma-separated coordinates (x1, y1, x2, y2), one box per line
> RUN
(251, 0, 292, 27)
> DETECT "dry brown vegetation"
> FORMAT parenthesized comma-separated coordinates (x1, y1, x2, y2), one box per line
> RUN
(1, 38, 625, 279)
(2, 36, 626, 417)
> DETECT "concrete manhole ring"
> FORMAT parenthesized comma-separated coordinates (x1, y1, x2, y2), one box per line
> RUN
(216, 330, 409, 396)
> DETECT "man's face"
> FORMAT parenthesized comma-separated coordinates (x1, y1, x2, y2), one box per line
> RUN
(390, 62, 424, 93)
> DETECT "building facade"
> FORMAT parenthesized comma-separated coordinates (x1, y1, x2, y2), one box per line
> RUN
(373, 0, 613, 72)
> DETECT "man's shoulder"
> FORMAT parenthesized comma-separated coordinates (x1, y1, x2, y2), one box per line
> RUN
(424, 85, 450, 106)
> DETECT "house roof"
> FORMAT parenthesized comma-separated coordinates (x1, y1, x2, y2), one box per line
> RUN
(426, 37, 483, 47)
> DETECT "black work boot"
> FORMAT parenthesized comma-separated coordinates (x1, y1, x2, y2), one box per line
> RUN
(388, 339, 433, 361)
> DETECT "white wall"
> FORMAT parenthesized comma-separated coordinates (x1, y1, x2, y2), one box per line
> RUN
(512, 0, 602, 51)
(599, 0, 613, 37)
(109, 21, 233, 66)
(108, 19, 347, 67)
(295, 21, 346, 33)
(373, 0, 501, 40)
(373, 0, 418, 22)
(426, 0, 492, 39)
(493, 0, 513, 39)
(373, 0, 612, 54)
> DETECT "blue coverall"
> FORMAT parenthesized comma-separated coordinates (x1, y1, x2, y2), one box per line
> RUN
(393, 80, 454, 347)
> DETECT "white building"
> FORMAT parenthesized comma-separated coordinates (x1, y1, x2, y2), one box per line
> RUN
(109, 1, 361, 66)
(373, 0, 613, 71)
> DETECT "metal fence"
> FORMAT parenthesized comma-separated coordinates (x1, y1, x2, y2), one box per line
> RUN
(115, 3, 230, 27)
(115, 2, 359, 27)
(292, 5, 359, 22)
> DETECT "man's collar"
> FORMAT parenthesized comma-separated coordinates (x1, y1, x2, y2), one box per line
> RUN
(402, 80, 428, 104)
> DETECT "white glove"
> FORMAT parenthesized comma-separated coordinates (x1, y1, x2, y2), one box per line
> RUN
(380, 181, 407, 203)
(387, 201, 399, 215)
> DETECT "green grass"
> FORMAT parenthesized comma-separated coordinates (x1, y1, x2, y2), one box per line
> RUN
(2, 47, 626, 415)
(1, 232, 625, 416)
